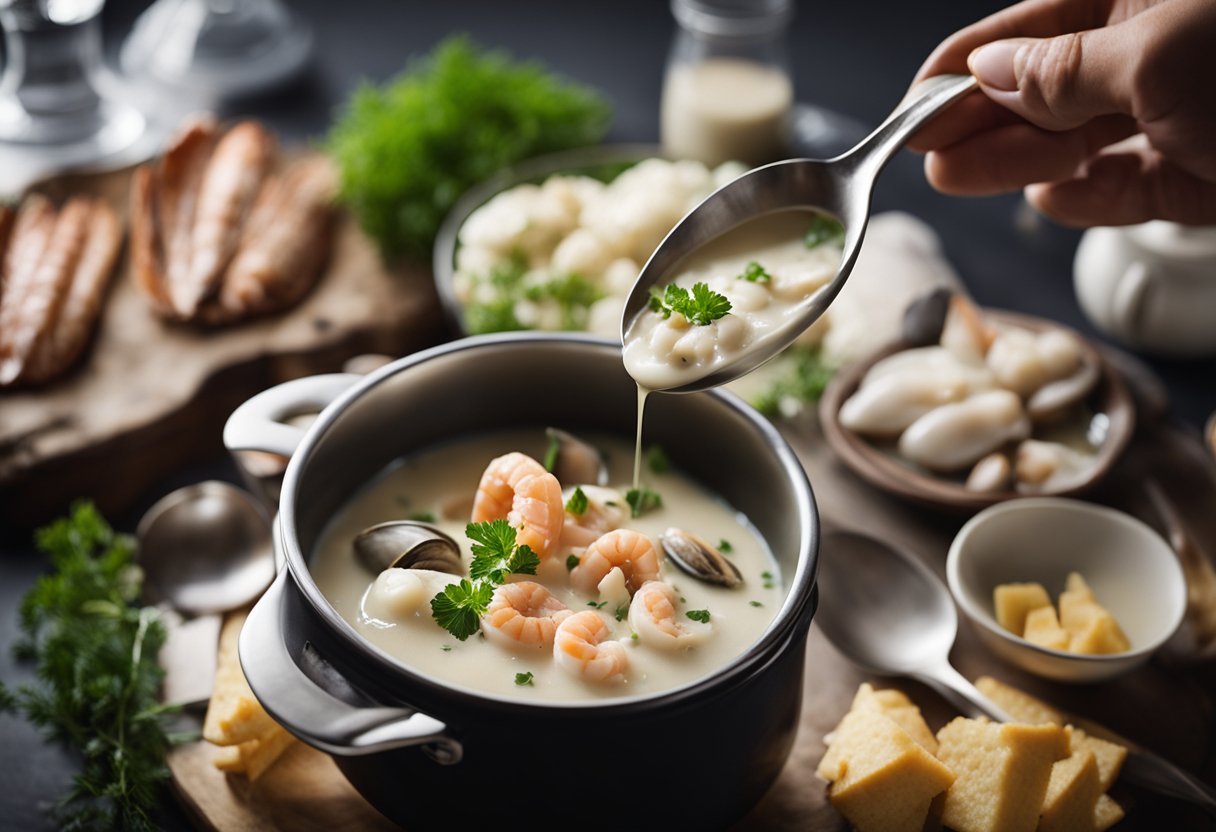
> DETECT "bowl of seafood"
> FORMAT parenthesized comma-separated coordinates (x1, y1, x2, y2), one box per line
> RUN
(819, 290, 1135, 512)
(223, 332, 819, 828)
(947, 497, 1186, 682)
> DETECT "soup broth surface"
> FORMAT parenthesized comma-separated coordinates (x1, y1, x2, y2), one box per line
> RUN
(311, 430, 784, 703)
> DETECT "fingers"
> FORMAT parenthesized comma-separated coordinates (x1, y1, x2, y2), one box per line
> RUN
(923, 114, 1138, 195)
(1025, 135, 1216, 227)
(906, 94, 1021, 154)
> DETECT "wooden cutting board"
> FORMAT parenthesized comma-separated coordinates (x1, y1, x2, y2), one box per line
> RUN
(166, 408, 1216, 831)
(0, 155, 447, 528)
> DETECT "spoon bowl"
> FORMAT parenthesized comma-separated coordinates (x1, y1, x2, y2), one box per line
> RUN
(136, 480, 275, 615)
(621, 74, 978, 393)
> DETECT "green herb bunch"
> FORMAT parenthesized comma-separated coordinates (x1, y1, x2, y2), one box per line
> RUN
(430, 519, 540, 640)
(0, 502, 183, 831)
(328, 36, 613, 261)
(752, 345, 837, 419)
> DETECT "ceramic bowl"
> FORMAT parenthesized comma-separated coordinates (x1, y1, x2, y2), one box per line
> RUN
(819, 309, 1136, 513)
(947, 497, 1186, 683)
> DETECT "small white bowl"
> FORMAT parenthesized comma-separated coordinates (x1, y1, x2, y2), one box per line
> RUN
(947, 497, 1186, 683)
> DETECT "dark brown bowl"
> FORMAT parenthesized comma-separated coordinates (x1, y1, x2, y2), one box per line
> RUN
(819, 310, 1136, 513)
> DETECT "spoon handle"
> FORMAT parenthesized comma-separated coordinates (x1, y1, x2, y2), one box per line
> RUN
(838, 74, 978, 182)
(915, 660, 1015, 723)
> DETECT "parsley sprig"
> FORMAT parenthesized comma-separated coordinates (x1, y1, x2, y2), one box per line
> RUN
(625, 486, 663, 518)
(738, 261, 771, 283)
(647, 281, 732, 325)
(430, 520, 539, 640)
(565, 487, 589, 516)
(804, 214, 845, 249)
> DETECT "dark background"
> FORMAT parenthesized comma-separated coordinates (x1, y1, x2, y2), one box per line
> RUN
(2, 0, 1213, 829)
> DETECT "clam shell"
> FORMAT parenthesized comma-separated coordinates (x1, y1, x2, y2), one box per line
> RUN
(354, 521, 463, 574)
(546, 427, 608, 486)
(660, 528, 743, 588)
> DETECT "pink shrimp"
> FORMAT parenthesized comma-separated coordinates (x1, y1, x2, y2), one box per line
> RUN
(472, 452, 564, 558)
(481, 581, 572, 651)
(628, 581, 712, 650)
(570, 529, 661, 596)
(553, 610, 628, 683)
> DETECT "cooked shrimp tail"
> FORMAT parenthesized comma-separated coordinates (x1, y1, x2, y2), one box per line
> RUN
(553, 610, 628, 683)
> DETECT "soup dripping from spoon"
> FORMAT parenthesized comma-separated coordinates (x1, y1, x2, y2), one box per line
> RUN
(620, 74, 978, 394)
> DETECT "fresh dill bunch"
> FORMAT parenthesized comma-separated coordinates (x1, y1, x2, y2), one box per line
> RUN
(0, 502, 183, 832)
(328, 35, 612, 261)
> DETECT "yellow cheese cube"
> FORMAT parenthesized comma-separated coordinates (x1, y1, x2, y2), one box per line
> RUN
(851, 683, 938, 754)
(1094, 794, 1125, 832)
(1069, 609, 1131, 654)
(1058, 591, 1099, 636)
(1039, 744, 1101, 832)
(1071, 728, 1127, 792)
(975, 676, 1065, 726)
(994, 582, 1053, 635)
(1065, 572, 1095, 599)
(935, 717, 1069, 832)
(1023, 605, 1070, 651)
(824, 708, 956, 832)
(203, 612, 279, 746)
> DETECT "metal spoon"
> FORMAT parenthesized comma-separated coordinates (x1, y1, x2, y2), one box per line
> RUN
(818, 529, 1216, 814)
(137, 480, 276, 615)
(621, 74, 978, 393)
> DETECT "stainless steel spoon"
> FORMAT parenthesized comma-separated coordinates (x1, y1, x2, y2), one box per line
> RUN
(818, 529, 1216, 814)
(137, 480, 276, 615)
(621, 74, 978, 393)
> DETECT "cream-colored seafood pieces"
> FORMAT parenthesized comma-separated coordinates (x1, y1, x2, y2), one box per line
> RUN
(622, 210, 843, 390)
(310, 431, 783, 703)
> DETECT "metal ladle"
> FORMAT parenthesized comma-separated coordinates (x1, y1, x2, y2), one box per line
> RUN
(817, 529, 1216, 814)
(621, 74, 978, 393)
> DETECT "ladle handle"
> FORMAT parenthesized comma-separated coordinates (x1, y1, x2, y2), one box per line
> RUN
(838, 73, 979, 182)
(223, 373, 361, 458)
(240, 571, 461, 762)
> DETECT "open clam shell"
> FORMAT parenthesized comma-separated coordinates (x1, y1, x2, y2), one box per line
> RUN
(354, 521, 464, 574)
(660, 528, 743, 588)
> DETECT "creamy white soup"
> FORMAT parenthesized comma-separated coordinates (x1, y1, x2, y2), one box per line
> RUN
(622, 209, 843, 391)
(311, 430, 783, 703)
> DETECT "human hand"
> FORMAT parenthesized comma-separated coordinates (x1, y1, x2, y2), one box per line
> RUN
(909, 0, 1216, 227)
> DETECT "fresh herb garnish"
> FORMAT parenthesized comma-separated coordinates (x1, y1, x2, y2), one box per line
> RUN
(467, 519, 540, 584)
(739, 260, 771, 283)
(409, 511, 437, 523)
(328, 37, 611, 261)
(630, 631, 639, 641)
(430, 520, 539, 640)
(441, 644, 453, 652)
(464, 249, 531, 335)
(625, 486, 663, 518)
(804, 214, 845, 249)
(750, 600, 764, 608)
(0, 503, 183, 831)
(752, 345, 836, 419)
(647, 281, 732, 326)
(514, 672, 534, 686)
(686, 609, 712, 623)
(588, 600, 608, 609)
(761, 570, 775, 589)
(718, 538, 734, 553)
(614, 604, 629, 622)
(543, 429, 561, 472)
(646, 444, 669, 474)
(566, 554, 580, 571)
(565, 487, 589, 516)
(524, 273, 604, 330)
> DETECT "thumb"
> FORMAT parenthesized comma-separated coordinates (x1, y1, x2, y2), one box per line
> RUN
(967, 29, 1135, 131)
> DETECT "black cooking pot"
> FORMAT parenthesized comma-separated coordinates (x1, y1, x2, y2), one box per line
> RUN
(225, 333, 819, 830)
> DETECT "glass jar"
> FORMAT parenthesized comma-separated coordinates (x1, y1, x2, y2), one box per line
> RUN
(660, 0, 794, 167)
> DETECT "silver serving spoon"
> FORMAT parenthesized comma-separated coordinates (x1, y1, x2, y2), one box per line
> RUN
(621, 74, 978, 393)
(137, 481, 276, 707)
(818, 529, 1216, 814)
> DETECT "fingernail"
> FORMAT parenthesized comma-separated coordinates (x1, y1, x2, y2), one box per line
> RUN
(969, 41, 1021, 92)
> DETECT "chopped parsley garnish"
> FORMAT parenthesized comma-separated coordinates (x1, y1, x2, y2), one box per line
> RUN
(588, 600, 607, 609)
(514, 672, 534, 686)
(804, 214, 845, 249)
(749, 600, 764, 608)
(738, 260, 771, 283)
(409, 511, 436, 523)
(430, 579, 494, 641)
(430, 520, 539, 640)
(686, 609, 711, 623)
(565, 487, 589, 516)
(647, 281, 732, 325)
(463, 249, 531, 334)
(625, 486, 663, 518)
(441, 644, 453, 652)
(630, 631, 639, 641)
(543, 431, 561, 472)
(752, 345, 836, 420)
(614, 604, 629, 622)
(718, 538, 734, 554)
(761, 570, 775, 589)
(566, 554, 579, 571)
(646, 444, 669, 474)
(525, 273, 604, 330)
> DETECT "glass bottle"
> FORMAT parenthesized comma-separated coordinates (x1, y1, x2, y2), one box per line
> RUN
(660, 0, 794, 167)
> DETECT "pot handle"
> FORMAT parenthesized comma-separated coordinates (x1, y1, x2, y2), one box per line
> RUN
(223, 373, 362, 458)
(239, 571, 462, 762)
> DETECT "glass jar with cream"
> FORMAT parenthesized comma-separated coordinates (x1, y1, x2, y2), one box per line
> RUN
(660, 0, 794, 167)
